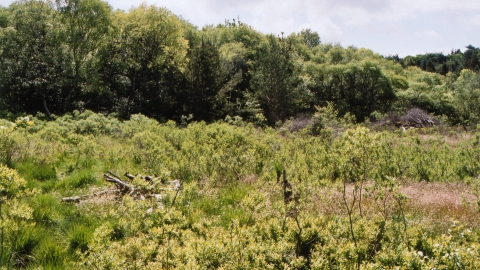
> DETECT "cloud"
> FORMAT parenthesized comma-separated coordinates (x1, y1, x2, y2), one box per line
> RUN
(425, 30, 440, 39)
(414, 30, 440, 39)
(1, 0, 479, 56)
(468, 14, 480, 27)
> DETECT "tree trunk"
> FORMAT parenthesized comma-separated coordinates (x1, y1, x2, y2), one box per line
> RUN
(42, 95, 52, 119)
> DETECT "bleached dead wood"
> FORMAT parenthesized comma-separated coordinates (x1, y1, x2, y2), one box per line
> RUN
(401, 108, 435, 128)
(124, 172, 135, 180)
(62, 171, 181, 206)
(62, 196, 83, 203)
(104, 173, 131, 191)
(61, 189, 117, 203)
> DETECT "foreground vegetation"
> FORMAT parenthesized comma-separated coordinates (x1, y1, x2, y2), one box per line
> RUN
(1, 2, 480, 268)
(0, 111, 479, 269)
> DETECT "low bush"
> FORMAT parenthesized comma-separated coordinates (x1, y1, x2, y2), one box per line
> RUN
(0, 113, 479, 268)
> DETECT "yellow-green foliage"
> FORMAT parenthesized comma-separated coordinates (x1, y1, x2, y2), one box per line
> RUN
(77, 199, 480, 269)
(0, 165, 36, 267)
(0, 112, 480, 268)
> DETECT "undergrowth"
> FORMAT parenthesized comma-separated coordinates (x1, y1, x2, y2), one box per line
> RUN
(0, 111, 479, 268)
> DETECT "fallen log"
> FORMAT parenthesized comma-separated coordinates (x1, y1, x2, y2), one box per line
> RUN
(62, 189, 117, 203)
(107, 170, 123, 180)
(62, 196, 83, 203)
(62, 171, 181, 206)
(172, 179, 181, 191)
(104, 173, 131, 190)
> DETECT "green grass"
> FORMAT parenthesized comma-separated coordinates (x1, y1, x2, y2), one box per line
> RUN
(30, 194, 59, 227)
(55, 169, 100, 191)
(192, 184, 252, 228)
(33, 239, 68, 269)
(15, 161, 57, 182)
(67, 224, 93, 254)
(9, 226, 40, 268)
(14, 161, 58, 192)
(1, 114, 480, 268)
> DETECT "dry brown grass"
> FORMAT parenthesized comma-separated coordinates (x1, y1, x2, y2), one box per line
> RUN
(400, 181, 479, 228)
(416, 132, 474, 146)
(304, 181, 480, 230)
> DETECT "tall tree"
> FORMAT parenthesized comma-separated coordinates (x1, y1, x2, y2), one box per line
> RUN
(0, 0, 70, 117)
(306, 60, 396, 122)
(183, 39, 226, 121)
(340, 61, 396, 121)
(452, 69, 480, 128)
(299, 28, 320, 49)
(55, 0, 112, 112)
(201, 23, 265, 119)
(252, 35, 306, 125)
(463, 45, 480, 72)
(96, 4, 188, 119)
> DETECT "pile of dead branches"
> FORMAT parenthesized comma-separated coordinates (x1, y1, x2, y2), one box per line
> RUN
(382, 108, 435, 129)
(400, 108, 435, 128)
(62, 171, 181, 204)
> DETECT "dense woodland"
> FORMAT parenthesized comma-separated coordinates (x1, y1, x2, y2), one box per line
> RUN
(1, 0, 480, 269)
(1, 0, 480, 128)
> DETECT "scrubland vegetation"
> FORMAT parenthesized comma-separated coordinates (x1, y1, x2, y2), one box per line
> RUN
(2, 0, 480, 268)
(0, 111, 479, 269)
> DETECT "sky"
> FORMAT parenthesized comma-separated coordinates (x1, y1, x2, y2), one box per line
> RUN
(1, 0, 479, 57)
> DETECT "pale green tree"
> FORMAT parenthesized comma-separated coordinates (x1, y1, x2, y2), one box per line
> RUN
(96, 4, 188, 118)
(452, 69, 480, 128)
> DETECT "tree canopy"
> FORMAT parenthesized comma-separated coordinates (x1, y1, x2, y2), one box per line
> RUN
(1, 0, 480, 127)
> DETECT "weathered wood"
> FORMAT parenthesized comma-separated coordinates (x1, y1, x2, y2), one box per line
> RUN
(92, 189, 117, 197)
(171, 180, 181, 191)
(124, 172, 135, 180)
(104, 173, 131, 190)
(107, 170, 123, 180)
(62, 196, 82, 203)
(402, 108, 434, 128)
(61, 189, 117, 203)
(388, 108, 434, 129)
(64, 171, 181, 206)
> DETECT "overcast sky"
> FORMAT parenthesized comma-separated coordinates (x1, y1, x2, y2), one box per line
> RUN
(1, 0, 479, 57)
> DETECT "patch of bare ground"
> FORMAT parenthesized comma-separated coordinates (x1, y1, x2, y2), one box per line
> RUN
(309, 181, 479, 229)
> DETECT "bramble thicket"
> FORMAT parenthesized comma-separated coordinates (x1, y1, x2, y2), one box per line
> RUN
(1, 0, 480, 269)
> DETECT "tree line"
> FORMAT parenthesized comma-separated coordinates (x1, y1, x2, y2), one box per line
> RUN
(1, 0, 480, 127)
(386, 45, 480, 75)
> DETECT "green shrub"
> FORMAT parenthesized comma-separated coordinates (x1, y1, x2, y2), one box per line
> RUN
(2, 113, 480, 268)
(0, 165, 35, 268)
